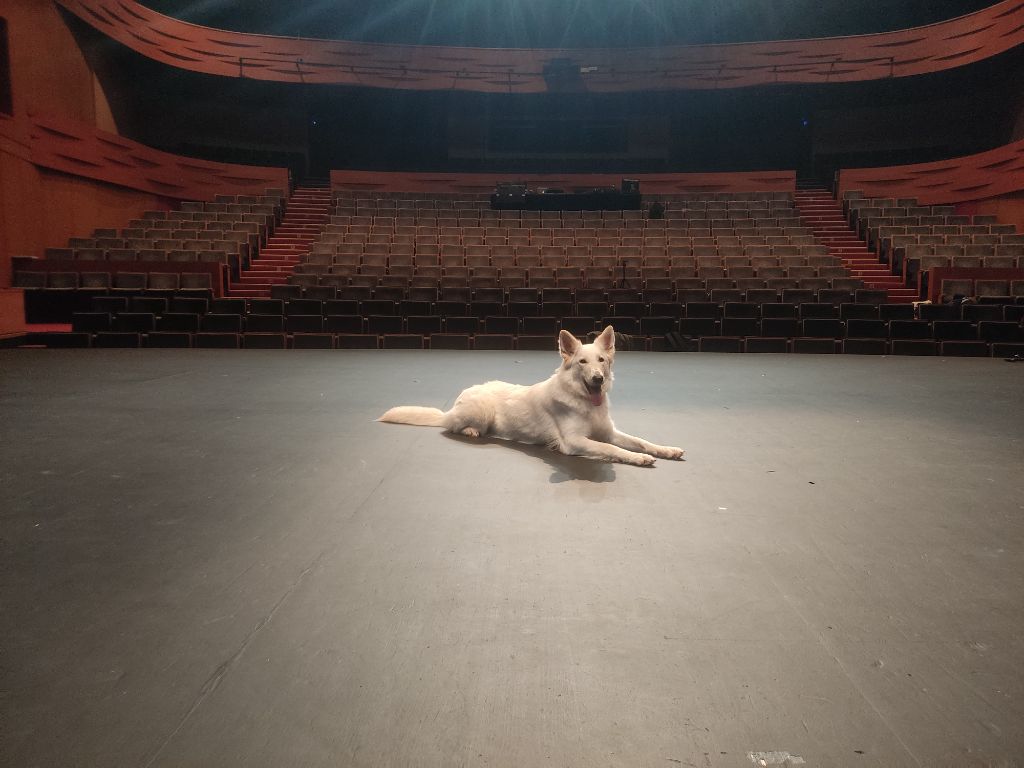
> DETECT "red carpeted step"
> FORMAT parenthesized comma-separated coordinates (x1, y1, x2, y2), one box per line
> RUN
(228, 185, 332, 298)
(793, 183, 922, 304)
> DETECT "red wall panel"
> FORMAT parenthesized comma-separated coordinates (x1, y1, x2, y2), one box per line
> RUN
(836, 137, 1024, 204)
(26, 112, 289, 201)
(5, 0, 111, 126)
(55, 0, 1024, 93)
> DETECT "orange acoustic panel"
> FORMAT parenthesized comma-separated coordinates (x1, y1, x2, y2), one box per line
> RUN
(55, 0, 1024, 93)
(0, 288, 27, 336)
(329, 170, 796, 195)
(25, 112, 289, 200)
(837, 137, 1024, 204)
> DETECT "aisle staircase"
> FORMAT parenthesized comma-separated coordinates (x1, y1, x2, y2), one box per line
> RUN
(229, 185, 331, 298)
(794, 184, 918, 303)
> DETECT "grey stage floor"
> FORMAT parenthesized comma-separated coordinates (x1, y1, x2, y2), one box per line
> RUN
(2, 350, 1023, 768)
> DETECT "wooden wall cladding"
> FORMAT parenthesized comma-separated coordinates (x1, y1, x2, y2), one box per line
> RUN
(836, 137, 1024, 204)
(25, 112, 289, 200)
(55, 0, 1024, 93)
(330, 170, 796, 195)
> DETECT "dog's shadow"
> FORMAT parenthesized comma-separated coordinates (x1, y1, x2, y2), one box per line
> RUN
(442, 432, 618, 484)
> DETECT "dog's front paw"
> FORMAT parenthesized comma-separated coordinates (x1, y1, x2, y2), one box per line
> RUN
(659, 446, 685, 460)
(626, 452, 656, 467)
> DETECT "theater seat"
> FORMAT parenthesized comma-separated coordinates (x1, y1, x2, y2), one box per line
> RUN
(843, 338, 887, 355)
(337, 334, 378, 349)
(244, 333, 287, 349)
(195, 332, 241, 348)
(145, 332, 193, 348)
(514, 335, 552, 351)
(474, 334, 514, 350)
(382, 334, 424, 349)
(93, 332, 141, 348)
(292, 334, 335, 349)
(429, 334, 471, 350)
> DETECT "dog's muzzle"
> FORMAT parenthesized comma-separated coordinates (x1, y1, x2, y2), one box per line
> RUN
(585, 377, 604, 407)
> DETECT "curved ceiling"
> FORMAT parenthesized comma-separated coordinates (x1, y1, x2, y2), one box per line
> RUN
(135, 0, 997, 49)
(57, 0, 1024, 93)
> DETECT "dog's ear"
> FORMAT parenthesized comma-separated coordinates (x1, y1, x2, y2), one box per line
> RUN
(558, 329, 580, 362)
(596, 325, 616, 353)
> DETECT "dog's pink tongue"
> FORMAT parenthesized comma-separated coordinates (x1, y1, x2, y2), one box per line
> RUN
(590, 391, 604, 407)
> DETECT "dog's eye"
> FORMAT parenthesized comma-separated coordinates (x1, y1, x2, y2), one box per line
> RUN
(579, 359, 587, 364)
(598, 356, 604, 362)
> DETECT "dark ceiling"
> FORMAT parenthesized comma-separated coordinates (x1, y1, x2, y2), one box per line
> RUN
(136, 0, 1000, 49)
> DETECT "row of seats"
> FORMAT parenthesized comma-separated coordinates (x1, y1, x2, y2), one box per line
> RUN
(896, 245, 1024, 282)
(78, 293, 1024, 323)
(305, 259, 845, 275)
(938, 277, 1024, 301)
(79, 290, 1024, 321)
(304, 265, 847, 283)
(302, 266, 852, 286)
(321, 223, 811, 236)
(68, 228, 255, 245)
(68, 307, 1024, 342)
(330, 213, 800, 227)
(27, 329, 1022, 356)
(28, 278, 1024, 327)
(270, 287, 1024, 314)
(15, 271, 214, 291)
(191, 190, 284, 204)
(22, 279, 894, 308)
(60, 232, 258, 265)
(877, 224, 1017, 245)
(900, 242, 1024, 255)
(894, 237, 1024, 257)
(115, 219, 268, 247)
(77, 300, 1024, 327)
(43, 247, 243, 265)
(894, 235, 1023, 248)
(284, 271, 865, 292)
(876, 224, 1016, 240)
(17, 274, 213, 324)
(158, 191, 283, 217)
(307, 251, 838, 265)
(67, 230, 259, 247)
(120, 214, 273, 230)
(881, 232, 1020, 265)
(61, 230, 257, 247)
(864, 219, 1014, 238)
(312, 236, 818, 250)
(843, 192, 954, 215)
(174, 203, 278, 218)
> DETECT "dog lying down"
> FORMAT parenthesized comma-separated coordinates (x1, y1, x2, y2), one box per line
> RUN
(379, 325, 685, 466)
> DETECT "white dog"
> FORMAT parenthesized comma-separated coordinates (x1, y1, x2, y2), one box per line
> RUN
(379, 325, 685, 466)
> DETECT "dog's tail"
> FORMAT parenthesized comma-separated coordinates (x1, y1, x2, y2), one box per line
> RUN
(377, 405, 448, 427)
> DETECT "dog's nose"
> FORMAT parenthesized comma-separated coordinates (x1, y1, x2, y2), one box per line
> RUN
(592, 374, 604, 385)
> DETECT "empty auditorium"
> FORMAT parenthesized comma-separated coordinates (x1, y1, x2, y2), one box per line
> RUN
(2, 1, 1023, 765)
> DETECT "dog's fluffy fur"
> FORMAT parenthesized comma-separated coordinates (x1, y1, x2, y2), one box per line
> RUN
(378, 325, 684, 466)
